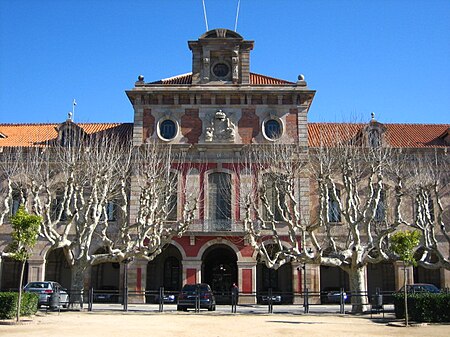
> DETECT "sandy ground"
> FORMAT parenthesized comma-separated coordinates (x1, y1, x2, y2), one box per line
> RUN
(1, 310, 449, 337)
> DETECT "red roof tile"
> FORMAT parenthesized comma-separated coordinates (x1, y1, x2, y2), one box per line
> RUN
(308, 123, 450, 148)
(0, 123, 133, 147)
(150, 72, 294, 85)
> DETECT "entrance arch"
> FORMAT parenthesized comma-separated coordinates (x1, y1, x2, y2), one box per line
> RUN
(256, 263, 293, 304)
(45, 248, 71, 289)
(202, 244, 237, 304)
(0, 257, 28, 291)
(146, 244, 182, 303)
(91, 248, 120, 293)
(413, 249, 441, 288)
(367, 262, 395, 294)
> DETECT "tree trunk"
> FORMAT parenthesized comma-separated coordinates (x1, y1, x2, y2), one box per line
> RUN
(16, 260, 26, 322)
(347, 266, 369, 313)
(70, 261, 88, 310)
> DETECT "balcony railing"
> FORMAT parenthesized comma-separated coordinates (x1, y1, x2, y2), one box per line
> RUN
(188, 219, 245, 233)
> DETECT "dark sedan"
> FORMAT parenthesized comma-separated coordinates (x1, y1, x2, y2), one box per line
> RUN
(177, 283, 216, 311)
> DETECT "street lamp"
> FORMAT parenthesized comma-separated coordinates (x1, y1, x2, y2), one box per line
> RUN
(122, 257, 134, 312)
(299, 247, 313, 313)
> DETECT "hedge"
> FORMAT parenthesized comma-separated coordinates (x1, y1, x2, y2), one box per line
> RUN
(0, 292, 39, 319)
(394, 292, 450, 322)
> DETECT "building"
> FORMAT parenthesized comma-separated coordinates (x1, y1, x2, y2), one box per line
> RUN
(0, 29, 449, 304)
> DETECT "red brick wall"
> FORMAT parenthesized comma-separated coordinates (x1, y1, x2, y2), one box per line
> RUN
(181, 109, 202, 144)
(142, 108, 154, 142)
(174, 236, 255, 258)
(242, 269, 252, 293)
(286, 108, 299, 139)
(238, 108, 260, 143)
(186, 268, 197, 284)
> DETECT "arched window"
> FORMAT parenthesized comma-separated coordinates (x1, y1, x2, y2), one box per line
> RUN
(208, 172, 231, 229)
(368, 129, 381, 147)
(263, 173, 287, 221)
(166, 172, 178, 221)
(374, 190, 386, 222)
(328, 188, 341, 223)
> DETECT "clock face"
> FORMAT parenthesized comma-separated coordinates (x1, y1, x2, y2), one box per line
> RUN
(212, 63, 229, 78)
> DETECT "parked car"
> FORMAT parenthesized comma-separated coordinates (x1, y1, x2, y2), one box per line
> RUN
(24, 281, 69, 308)
(321, 287, 348, 304)
(154, 292, 177, 304)
(93, 286, 119, 303)
(399, 283, 440, 294)
(261, 295, 282, 304)
(177, 283, 216, 311)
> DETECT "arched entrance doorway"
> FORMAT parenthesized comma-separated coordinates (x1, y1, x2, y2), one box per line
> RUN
(202, 244, 237, 304)
(0, 257, 28, 291)
(413, 249, 441, 288)
(45, 248, 71, 289)
(367, 262, 395, 294)
(256, 263, 293, 304)
(91, 248, 120, 301)
(320, 266, 350, 303)
(146, 244, 182, 303)
(255, 244, 293, 304)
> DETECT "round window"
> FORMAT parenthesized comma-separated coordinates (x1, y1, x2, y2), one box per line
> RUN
(213, 63, 230, 78)
(264, 119, 282, 140)
(159, 119, 177, 140)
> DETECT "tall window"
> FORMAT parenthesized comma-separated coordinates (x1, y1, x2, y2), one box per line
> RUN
(10, 189, 24, 216)
(51, 189, 67, 221)
(328, 188, 341, 223)
(368, 129, 381, 147)
(374, 190, 386, 222)
(106, 202, 117, 221)
(208, 172, 231, 224)
(166, 172, 178, 221)
(263, 173, 286, 221)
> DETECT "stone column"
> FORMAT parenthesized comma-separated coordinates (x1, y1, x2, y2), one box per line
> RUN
(237, 260, 257, 304)
(441, 268, 450, 289)
(309, 264, 321, 304)
(126, 258, 147, 304)
(394, 261, 413, 290)
(292, 262, 302, 304)
(182, 259, 202, 285)
(27, 258, 45, 283)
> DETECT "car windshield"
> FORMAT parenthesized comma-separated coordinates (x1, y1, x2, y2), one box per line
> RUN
(181, 284, 211, 292)
(26, 282, 49, 288)
(182, 285, 197, 292)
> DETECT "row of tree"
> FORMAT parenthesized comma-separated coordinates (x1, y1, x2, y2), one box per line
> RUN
(0, 135, 449, 313)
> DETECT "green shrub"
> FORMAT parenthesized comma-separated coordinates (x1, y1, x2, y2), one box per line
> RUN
(394, 292, 450, 322)
(0, 292, 39, 319)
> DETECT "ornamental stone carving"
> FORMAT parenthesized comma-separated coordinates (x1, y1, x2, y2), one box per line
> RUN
(205, 110, 236, 142)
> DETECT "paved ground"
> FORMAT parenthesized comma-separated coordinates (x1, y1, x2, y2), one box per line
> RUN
(1, 305, 449, 337)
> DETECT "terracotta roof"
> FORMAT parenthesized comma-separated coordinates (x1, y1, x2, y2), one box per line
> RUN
(0, 123, 133, 147)
(308, 123, 450, 148)
(150, 72, 294, 85)
(1, 122, 448, 149)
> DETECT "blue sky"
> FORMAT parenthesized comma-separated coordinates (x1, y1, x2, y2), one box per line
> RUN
(0, 0, 449, 124)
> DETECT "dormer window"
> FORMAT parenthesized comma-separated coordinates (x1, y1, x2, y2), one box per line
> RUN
(368, 129, 381, 148)
(56, 120, 85, 147)
(363, 113, 386, 148)
(60, 128, 77, 146)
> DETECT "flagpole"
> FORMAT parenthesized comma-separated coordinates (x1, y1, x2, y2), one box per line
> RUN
(72, 99, 77, 121)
